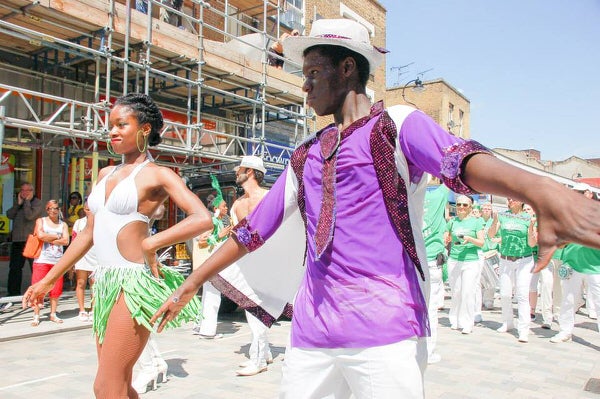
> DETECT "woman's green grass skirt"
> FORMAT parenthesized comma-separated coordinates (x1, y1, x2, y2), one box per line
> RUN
(92, 265, 202, 343)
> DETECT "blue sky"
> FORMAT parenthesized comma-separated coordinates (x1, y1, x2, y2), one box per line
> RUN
(380, 0, 600, 161)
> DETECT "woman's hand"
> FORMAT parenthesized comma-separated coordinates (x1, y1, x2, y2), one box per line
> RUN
(150, 282, 198, 332)
(141, 236, 161, 278)
(22, 280, 53, 309)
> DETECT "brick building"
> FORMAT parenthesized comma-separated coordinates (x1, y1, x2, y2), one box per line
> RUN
(386, 78, 471, 139)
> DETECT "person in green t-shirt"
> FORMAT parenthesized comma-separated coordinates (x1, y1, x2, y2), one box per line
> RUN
(479, 202, 501, 310)
(422, 183, 450, 363)
(487, 198, 537, 343)
(549, 243, 600, 342)
(444, 195, 484, 335)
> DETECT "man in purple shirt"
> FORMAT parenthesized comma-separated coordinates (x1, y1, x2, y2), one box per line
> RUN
(153, 19, 600, 398)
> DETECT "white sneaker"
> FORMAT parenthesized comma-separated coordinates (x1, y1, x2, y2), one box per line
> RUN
(474, 315, 483, 323)
(549, 332, 572, 343)
(496, 323, 514, 333)
(236, 364, 267, 376)
(427, 353, 442, 364)
(240, 357, 273, 368)
(518, 331, 529, 343)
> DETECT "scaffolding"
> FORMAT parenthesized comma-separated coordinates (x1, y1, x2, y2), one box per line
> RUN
(0, 0, 311, 178)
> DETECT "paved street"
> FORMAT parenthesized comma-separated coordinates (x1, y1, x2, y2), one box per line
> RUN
(0, 292, 598, 398)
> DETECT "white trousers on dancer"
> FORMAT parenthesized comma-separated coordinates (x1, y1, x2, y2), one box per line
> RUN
(246, 311, 273, 367)
(280, 338, 427, 399)
(499, 256, 533, 335)
(447, 259, 480, 331)
(558, 271, 600, 334)
(199, 281, 221, 336)
(427, 260, 442, 357)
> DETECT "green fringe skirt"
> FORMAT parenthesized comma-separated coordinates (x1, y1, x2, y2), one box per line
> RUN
(92, 264, 202, 344)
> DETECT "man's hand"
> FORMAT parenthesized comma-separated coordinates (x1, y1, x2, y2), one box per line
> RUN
(533, 184, 600, 272)
(150, 282, 198, 332)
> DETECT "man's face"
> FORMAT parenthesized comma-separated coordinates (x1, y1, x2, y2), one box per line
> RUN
(236, 167, 250, 185)
(20, 185, 34, 200)
(302, 49, 346, 117)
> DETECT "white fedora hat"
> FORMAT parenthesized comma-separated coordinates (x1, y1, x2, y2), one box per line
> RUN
(233, 155, 266, 174)
(283, 19, 387, 73)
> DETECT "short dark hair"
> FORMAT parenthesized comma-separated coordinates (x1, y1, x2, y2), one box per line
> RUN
(253, 169, 264, 184)
(114, 93, 164, 146)
(304, 45, 370, 87)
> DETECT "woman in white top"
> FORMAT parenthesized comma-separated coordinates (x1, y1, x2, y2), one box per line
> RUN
(30, 199, 70, 326)
(23, 93, 211, 398)
(72, 201, 97, 322)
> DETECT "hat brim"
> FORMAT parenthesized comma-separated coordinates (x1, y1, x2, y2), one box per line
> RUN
(234, 164, 267, 174)
(283, 36, 383, 73)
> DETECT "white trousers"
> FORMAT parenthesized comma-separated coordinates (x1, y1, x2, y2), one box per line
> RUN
(246, 310, 273, 367)
(536, 264, 557, 325)
(499, 256, 533, 334)
(427, 260, 443, 357)
(280, 338, 427, 399)
(558, 270, 600, 334)
(447, 258, 480, 330)
(199, 281, 221, 336)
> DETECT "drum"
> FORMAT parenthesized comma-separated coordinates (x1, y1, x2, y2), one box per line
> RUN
(481, 251, 500, 290)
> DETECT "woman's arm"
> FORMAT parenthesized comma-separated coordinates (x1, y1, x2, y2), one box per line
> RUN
(464, 229, 485, 248)
(140, 166, 213, 277)
(528, 215, 538, 247)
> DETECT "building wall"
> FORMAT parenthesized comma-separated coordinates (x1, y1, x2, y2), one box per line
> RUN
(386, 78, 471, 139)
(494, 148, 600, 183)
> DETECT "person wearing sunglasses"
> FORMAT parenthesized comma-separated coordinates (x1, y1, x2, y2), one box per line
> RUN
(66, 191, 85, 236)
(444, 195, 485, 335)
(29, 200, 70, 326)
(488, 198, 537, 342)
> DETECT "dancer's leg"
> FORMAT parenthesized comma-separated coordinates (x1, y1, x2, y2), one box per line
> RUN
(94, 293, 150, 399)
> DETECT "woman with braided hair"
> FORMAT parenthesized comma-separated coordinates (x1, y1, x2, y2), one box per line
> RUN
(22, 93, 211, 398)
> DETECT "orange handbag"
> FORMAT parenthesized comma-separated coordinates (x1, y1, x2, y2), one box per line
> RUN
(22, 233, 43, 259)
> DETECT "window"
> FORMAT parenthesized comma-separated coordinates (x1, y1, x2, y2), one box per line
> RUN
(448, 103, 454, 123)
(281, 0, 304, 31)
(458, 109, 464, 137)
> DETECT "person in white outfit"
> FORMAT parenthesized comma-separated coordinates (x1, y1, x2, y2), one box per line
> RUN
(193, 178, 231, 339)
(133, 204, 170, 394)
(488, 198, 537, 343)
(422, 182, 450, 364)
(444, 195, 485, 335)
(71, 201, 98, 322)
(230, 156, 274, 376)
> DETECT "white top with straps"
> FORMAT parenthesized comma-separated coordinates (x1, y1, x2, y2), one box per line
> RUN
(36, 217, 65, 264)
(87, 160, 150, 269)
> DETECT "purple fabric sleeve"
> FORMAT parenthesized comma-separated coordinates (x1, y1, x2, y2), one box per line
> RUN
(231, 167, 289, 252)
(398, 110, 492, 193)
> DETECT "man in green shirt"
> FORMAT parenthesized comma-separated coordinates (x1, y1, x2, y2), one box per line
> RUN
(422, 184, 450, 363)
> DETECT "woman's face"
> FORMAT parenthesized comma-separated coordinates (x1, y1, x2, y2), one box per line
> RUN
(523, 204, 535, 216)
(217, 201, 228, 215)
(46, 202, 60, 219)
(507, 198, 524, 213)
(455, 196, 472, 218)
(69, 194, 80, 205)
(108, 105, 149, 155)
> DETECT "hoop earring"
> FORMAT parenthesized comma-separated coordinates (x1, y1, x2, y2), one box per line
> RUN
(106, 140, 116, 156)
(137, 131, 148, 153)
